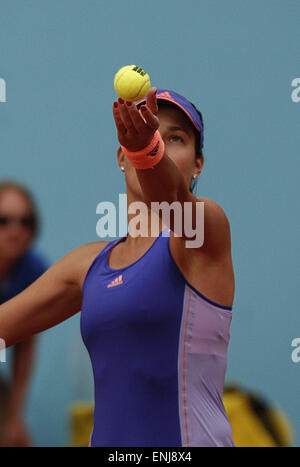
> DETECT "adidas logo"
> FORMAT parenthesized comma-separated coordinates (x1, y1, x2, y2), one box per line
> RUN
(107, 274, 123, 288)
(157, 91, 172, 100)
(147, 142, 159, 157)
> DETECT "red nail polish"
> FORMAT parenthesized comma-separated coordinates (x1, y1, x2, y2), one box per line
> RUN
(118, 97, 124, 104)
(114, 102, 118, 108)
(126, 101, 132, 106)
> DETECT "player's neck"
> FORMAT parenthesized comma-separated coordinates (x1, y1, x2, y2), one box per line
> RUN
(125, 190, 167, 239)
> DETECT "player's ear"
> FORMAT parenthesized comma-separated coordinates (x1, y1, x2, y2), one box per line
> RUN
(195, 154, 204, 175)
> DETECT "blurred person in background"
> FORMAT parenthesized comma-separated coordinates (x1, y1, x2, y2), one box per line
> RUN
(0, 181, 48, 446)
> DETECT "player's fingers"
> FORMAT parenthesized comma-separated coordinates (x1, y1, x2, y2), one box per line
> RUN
(118, 98, 138, 134)
(113, 102, 126, 134)
(140, 105, 160, 130)
(146, 88, 158, 116)
(126, 101, 148, 132)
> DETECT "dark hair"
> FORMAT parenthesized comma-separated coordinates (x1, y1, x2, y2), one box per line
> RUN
(0, 181, 40, 239)
(189, 102, 204, 194)
(190, 103, 204, 157)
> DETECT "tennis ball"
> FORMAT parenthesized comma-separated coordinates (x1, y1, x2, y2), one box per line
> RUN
(114, 65, 151, 102)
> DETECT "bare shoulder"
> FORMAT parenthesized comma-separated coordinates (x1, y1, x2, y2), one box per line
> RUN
(53, 240, 110, 291)
(197, 196, 232, 255)
(172, 196, 232, 259)
(198, 196, 231, 226)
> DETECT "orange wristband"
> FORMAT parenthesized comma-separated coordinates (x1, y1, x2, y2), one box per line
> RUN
(121, 130, 165, 170)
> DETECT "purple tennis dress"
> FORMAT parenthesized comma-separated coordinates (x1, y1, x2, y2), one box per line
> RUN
(80, 228, 235, 447)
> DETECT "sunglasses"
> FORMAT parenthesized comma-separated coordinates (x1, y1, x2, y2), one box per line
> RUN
(0, 215, 36, 229)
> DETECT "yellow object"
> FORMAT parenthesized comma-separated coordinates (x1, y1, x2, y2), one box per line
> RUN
(69, 387, 295, 447)
(114, 65, 151, 101)
(69, 401, 94, 447)
(223, 384, 295, 447)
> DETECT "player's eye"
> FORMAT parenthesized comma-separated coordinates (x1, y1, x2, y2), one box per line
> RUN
(168, 135, 184, 143)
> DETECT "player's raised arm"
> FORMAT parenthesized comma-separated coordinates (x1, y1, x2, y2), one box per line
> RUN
(0, 245, 89, 348)
(113, 87, 230, 256)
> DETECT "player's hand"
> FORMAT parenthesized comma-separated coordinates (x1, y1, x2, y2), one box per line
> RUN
(113, 87, 159, 152)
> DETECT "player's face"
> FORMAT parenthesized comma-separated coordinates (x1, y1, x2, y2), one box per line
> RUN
(0, 189, 35, 262)
(157, 105, 202, 186)
(119, 105, 203, 198)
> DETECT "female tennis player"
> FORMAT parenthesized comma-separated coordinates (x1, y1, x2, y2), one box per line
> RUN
(0, 87, 235, 447)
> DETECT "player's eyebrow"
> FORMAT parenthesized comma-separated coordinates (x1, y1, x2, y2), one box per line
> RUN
(167, 125, 187, 133)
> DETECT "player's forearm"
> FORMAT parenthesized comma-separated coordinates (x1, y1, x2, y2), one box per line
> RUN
(6, 338, 35, 420)
(136, 153, 187, 206)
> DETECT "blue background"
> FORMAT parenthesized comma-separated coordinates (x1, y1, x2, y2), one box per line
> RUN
(0, 0, 299, 446)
